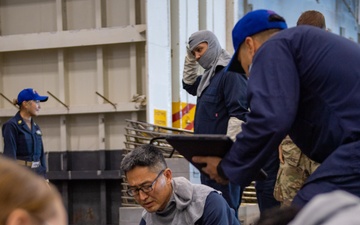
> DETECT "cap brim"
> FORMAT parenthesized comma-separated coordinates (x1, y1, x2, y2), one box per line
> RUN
(35, 96, 48, 102)
(226, 48, 245, 74)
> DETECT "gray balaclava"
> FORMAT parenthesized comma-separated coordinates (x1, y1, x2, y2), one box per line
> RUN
(188, 30, 231, 97)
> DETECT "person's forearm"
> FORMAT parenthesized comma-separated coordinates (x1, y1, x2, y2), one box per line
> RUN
(183, 56, 198, 85)
(183, 47, 198, 85)
(226, 117, 244, 141)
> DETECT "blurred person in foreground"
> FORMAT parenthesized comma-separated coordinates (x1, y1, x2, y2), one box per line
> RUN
(0, 156, 67, 225)
(121, 144, 240, 225)
(192, 9, 360, 208)
(255, 190, 360, 225)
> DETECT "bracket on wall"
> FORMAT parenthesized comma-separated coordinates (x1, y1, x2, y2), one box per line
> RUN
(0, 93, 19, 109)
(95, 91, 117, 110)
(47, 91, 69, 111)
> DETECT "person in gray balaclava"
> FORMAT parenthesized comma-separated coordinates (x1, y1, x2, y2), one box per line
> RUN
(182, 30, 248, 215)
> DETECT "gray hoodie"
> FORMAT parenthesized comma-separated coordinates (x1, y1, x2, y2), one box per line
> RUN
(142, 177, 215, 225)
(290, 190, 360, 225)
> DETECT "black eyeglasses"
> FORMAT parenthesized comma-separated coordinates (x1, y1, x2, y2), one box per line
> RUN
(126, 169, 165, 197)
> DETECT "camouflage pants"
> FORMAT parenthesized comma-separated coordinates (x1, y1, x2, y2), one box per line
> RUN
(273, 138, 320, 207)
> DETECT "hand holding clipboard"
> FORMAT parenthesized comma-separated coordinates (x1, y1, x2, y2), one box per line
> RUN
(165, 134, 267, 182)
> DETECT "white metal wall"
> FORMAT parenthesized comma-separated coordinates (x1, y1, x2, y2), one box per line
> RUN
(147, 0, 238, 127)
(0, 0, 358, 154)
(0, 0, 248, 152)
(0, 0, 147, 152)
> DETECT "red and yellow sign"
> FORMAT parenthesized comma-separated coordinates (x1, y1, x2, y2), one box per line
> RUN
(172, 102, 196, 131)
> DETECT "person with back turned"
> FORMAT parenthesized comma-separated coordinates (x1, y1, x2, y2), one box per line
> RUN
(192, 9, 360, 207)
(273, 10, 325, 207)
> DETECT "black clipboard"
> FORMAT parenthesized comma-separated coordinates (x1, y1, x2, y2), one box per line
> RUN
(165, 134, 267, 180)
(166, 134, 233, 170)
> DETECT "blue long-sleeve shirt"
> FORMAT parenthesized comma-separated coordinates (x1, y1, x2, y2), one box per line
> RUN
(2, 111, 47, 177)
(222, 26, 360, 187)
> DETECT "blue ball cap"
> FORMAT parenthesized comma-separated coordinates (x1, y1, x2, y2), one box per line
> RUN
(227, 9, 287, 73)
(17, 88, 48, 105)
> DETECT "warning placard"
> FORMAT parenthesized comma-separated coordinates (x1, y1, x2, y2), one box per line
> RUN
(154, 109, 167, 126)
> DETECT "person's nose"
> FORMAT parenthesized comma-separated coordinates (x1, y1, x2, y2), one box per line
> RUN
(194, 52, 201, 60)
(138, 190, 149, 201)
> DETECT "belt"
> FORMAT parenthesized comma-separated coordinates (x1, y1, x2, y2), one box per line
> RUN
(17, 160, 40, 168)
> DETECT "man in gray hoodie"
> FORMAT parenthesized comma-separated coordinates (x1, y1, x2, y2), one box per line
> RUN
(121, 144, 240, 225)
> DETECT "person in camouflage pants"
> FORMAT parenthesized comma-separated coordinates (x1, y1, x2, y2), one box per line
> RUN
(274, 136, 320, 206)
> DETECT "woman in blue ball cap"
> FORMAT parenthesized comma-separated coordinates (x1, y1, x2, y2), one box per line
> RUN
(2, 88, 48, 178)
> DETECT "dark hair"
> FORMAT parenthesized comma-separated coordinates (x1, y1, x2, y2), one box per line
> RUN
(297, 10, 326, 29)
(120, 144, 167, 174)
(254, 206, 301, 225)
(269, 14, 286, 23)
(251, 28, 282, 44)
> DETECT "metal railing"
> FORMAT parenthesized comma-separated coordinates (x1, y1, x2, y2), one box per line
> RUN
(121, 119, 257, 206)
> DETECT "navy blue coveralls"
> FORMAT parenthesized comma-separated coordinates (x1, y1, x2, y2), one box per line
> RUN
(183, 66, 248, 213)
(221, 26, 360, 207)
(2, 111, 47, 177)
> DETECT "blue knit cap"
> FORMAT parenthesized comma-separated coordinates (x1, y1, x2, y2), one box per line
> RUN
(227, 9, 287, 73)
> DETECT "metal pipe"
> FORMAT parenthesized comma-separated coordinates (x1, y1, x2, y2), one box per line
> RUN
(47, 91, 69, 110)
(0, 93, 19, 109)
(95, 91, 117, 109)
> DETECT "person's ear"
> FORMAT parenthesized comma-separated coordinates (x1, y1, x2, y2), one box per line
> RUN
(244, 37, 256, 58)
(5, 209, 33, 225)
(22, 101, 30, 109)
(163, 168, 172, 184)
